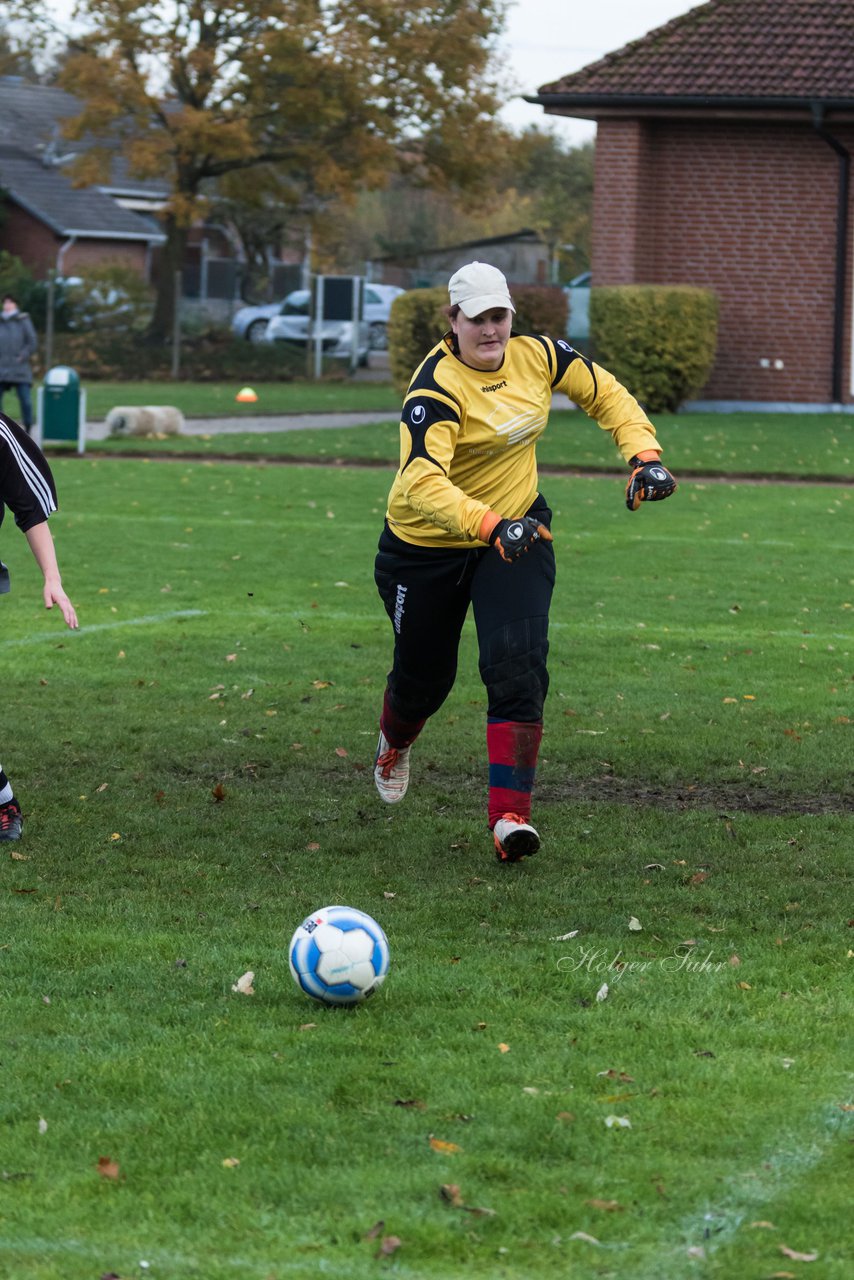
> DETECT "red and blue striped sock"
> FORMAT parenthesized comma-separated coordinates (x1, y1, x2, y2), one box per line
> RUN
(380, 689, 426, 750)
(486, 718, 542, 829)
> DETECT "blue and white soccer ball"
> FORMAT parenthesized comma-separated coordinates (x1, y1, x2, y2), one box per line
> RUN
(288, 905, 390, 1007)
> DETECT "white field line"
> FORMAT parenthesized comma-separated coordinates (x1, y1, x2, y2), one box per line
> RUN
(631, 1104, 850, 1277)
(0, 609, 207, 648)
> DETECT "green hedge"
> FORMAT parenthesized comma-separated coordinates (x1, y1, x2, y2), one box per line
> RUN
(387, 284, 569, 395)
(590, 285, 718, 412)
(44, 331, 307, 382)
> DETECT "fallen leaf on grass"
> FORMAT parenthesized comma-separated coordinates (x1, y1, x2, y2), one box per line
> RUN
(96, 1156, 121, 1181)
(603, 1115, 631, 1129)
(393, 1099, 426, 1110)
(597, 1069, 635, 1082)
(38, 1118, 48, 1135)
(498, 1043, 510, 1053)
(231, 970, 255, 995)
(10, 850, 29, 861)
(439, 1184, 496, 1218)
(429, 1137, 461, 1154)
(749, 1220, 777, 1229)
(551, 929, 579, 940)
(221, 1157, 240, 1168)
(596, 983, 609, 1002)
(586, 1198, 624, 1212)
(376, 1236, 401, 1258)
(628, 916, 642, 931)
(686, 1246, 706, 1259)
(569, 1231, 600, 1244)
(211, 782, 226, 803)
(334, 747, 348, 758)
(363, 1220, 384, 1240)
(779, 1245, 819, 1262)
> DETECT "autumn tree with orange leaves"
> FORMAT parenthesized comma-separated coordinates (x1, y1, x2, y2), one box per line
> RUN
(16, 0, 508, 338)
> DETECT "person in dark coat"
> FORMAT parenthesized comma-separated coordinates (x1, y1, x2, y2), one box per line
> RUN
(0, 294, 38, 433)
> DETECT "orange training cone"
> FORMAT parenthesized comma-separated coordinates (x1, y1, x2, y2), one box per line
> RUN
(236, 386, 258, 403)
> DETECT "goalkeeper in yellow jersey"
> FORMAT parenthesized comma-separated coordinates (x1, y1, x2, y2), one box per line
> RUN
(373, 261, 676, 862)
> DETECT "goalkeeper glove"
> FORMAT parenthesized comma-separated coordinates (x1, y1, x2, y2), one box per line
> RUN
(626, 457, 677, 511)
(489, 516, 554, 562)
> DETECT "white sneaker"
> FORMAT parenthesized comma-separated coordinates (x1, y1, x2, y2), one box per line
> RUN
(374, 731, 411, 803)
(493, 813, 540, 862)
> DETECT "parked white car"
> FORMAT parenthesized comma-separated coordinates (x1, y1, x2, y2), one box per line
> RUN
(263, 289, 371, 364)
(564, 270, 591, 341)
(232, 281, 404, 348)
(362, 283, 404, 349)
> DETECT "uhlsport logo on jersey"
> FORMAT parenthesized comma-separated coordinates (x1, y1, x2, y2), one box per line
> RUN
(409, 403, 426, 426)
(557, 340, 575, 353)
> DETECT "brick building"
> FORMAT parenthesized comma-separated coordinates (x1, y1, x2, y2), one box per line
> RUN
(0, 79, 166, 280)
(529, 0, 854, 408)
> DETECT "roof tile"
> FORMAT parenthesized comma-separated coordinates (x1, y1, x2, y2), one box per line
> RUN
(539, 0, 854, 100)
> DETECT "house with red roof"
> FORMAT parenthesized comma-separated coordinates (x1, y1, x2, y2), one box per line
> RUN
(529, 0, 854, 408)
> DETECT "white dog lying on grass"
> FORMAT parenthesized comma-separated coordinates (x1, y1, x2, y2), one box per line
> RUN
(106, 405, 185, 437)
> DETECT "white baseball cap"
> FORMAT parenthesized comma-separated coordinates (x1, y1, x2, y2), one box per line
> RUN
(448, 261, 515, 318)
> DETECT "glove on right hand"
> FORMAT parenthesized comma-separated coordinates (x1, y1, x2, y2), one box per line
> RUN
(490, 516, 554, 562)
(625, 459, 677, 511)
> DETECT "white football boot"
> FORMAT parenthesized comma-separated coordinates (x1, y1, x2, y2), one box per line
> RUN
(374, 731, 411, 804)
(493, 813, 540, 862)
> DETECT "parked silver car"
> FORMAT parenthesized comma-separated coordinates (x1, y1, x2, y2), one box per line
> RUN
(232, 281, 404, 347)
(231, 298, 282, 343)
(262, 289, 371, 364)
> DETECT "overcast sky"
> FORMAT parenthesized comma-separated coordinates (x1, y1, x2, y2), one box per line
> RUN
(47, 0, 705, 150)
(499, 0, 707, 146)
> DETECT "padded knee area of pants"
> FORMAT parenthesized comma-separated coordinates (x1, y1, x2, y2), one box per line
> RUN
(480, 616, 549, 722)
(387, 668, 456, 723)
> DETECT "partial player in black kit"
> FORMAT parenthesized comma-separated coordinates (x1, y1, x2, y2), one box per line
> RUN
(0, 412, 78, 840)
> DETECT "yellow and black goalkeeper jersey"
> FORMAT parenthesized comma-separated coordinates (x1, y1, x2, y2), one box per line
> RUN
(385, 332, 663, 549)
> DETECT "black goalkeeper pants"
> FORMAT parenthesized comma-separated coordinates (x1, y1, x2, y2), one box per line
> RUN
(374, 495, 555, 725)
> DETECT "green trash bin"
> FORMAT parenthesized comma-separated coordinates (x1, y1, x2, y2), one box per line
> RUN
(35, 366, 86, 453)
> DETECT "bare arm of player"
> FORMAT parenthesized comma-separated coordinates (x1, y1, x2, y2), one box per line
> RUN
(24, 521, 79, 628)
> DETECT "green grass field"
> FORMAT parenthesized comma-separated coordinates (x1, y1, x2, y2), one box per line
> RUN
(79, 379, 402, 421)
(1, 453, 851, 1278)
(81, 400, 854, 480)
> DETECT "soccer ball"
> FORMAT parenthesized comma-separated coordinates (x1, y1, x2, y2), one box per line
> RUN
(288, 905, 390, 1007)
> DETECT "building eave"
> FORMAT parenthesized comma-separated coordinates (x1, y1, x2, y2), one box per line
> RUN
(526, 93, 854, 124)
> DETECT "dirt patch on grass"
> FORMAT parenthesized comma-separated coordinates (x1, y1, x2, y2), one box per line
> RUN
(537, 773, 854, 815)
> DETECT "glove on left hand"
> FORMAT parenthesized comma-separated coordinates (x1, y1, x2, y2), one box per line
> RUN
(490, 516, 553, 562)
(626, 458, 677, 511)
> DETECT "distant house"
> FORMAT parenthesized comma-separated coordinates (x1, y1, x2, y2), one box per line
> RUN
(529, 0, 854, 407)
(0, 78, 166, 280)
(375, 229, 552, 290)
